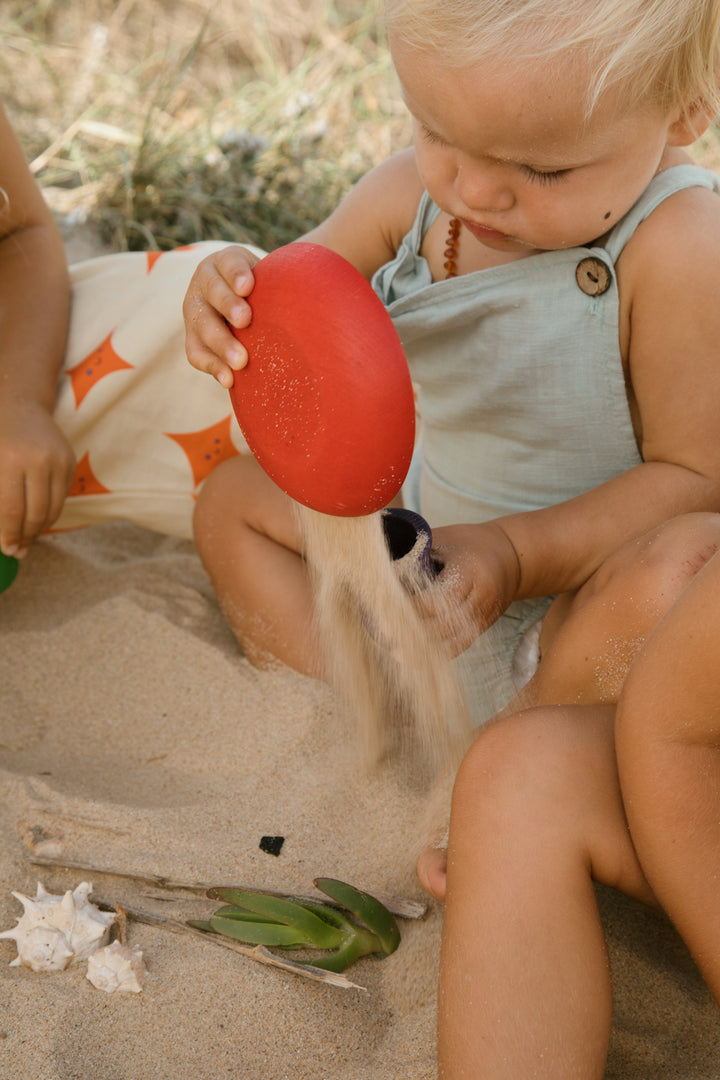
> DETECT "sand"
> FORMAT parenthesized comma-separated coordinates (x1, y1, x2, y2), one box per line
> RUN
(1, 520, 720, 1079)
(299, 507, 472, 777)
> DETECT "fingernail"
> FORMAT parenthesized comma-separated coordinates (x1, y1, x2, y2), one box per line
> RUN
(227, 347, 246, 370)
(229, 304, 246, 327)
(217, 370, 233, 389)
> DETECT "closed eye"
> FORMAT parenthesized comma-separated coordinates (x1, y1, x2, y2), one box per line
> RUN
(518, 164, 571, 185)
(419, 124, 449, 147)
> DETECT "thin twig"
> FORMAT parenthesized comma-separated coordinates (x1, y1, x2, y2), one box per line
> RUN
(28, 853, 427, 920)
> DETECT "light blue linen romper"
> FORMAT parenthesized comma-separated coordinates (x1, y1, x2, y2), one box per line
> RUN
(372, 164, 720, 726)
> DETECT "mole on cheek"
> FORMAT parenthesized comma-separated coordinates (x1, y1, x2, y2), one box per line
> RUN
(604, 211, 612, 220)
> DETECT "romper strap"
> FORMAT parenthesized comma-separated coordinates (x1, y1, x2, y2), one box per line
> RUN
(604, 164, 720, 264)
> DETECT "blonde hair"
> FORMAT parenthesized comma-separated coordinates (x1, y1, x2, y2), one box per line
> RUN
(385, 0, 720, 115)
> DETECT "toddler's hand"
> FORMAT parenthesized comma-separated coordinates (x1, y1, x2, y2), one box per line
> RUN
(413, 521, 521, 655)
(183, 245, 261, 388)
(0, 402, 76, 556)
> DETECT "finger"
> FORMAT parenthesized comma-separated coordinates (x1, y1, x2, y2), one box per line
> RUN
(45, 462, 74, 533)
(185, 257, 251, 351)
(189, 310, 247, 365)
(21, 469, 55, 545)
(213, 245, 260, 297)
(186, 339, 239, 389)
(184, 292, 249, 360)
(0, 475, 27, 556)
(185, 294, 248, 366)
(188, 252, 255, 328)
(412, 569, 469, 620)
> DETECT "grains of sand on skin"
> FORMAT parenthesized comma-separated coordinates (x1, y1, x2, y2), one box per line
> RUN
(298, 506, 473, 776)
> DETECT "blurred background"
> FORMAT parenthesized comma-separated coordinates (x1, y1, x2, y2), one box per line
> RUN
(2, 0, 719, 258)
(1, 0, 411, 255)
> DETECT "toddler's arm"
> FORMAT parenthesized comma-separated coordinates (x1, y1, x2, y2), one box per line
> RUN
(0, 105, 74, 557)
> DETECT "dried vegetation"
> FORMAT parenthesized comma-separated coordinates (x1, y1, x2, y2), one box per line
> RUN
(1, 0, 411, 252)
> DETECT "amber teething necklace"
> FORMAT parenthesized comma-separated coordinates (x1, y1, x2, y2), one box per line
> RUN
(443, 217, 462, 278)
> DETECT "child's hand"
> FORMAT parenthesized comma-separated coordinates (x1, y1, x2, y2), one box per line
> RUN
(414, 521, 521, 655)
(0, 402, 76, 556)
(183, 245, 261, 389)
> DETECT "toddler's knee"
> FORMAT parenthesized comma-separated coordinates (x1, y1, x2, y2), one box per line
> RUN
(592, 512, 720, 609)
(193, 455, 258, 544)
(632, 512, 720, 607)
(644, 512, 720, 570)
(450, 707, 616, 856)
(451, 708, 575, 822)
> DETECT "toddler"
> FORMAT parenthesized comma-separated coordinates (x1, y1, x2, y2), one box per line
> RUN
(185, 0, 720, 732)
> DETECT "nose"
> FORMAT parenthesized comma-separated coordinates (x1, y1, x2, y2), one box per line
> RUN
(454, 155, 515, 214)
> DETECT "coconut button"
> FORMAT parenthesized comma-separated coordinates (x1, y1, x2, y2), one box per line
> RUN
(575, 256, 611, 296)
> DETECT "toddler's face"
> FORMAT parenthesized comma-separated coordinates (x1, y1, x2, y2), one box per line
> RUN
(392, 40, 686, 253)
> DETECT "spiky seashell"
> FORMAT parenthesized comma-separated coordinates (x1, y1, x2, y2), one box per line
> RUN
(0, 882, 115, 972)
(86, 941, 146, 993)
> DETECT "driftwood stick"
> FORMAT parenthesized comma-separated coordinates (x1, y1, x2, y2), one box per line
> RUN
(92, 896, 367, 991)
(28, 853, 427, 920)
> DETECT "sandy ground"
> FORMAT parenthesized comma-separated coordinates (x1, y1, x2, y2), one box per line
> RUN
(1, 520, 719, 1079)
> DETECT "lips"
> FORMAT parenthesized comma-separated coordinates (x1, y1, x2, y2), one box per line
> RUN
(460, 218, 511, 242)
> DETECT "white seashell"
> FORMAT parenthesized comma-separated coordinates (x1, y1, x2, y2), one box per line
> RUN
(86, 941, 146, 993)
(0, 882, 115, 971)
(14, 927, 74, 972)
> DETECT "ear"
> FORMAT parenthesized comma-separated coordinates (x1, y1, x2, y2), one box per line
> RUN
(666, 100, 715, 146)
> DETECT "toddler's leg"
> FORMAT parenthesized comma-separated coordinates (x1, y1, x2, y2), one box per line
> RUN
(194, 454, 320, 674)
(438, 705, 654, 1080)
(616, 546, 720, 1001)
(419, 514, 720, 896)
(517, 512, 720, 708)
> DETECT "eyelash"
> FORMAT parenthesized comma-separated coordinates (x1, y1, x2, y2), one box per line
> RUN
(420, 126, 447, 146)
(420, 126, 570, 186)
(518, 164, 570, 186)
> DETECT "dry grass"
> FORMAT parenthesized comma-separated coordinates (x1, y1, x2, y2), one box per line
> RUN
(2, 1, 719, 253)
(1, 0, 411, 251)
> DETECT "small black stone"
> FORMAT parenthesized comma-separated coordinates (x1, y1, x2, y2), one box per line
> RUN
(259, 835, 285, 856)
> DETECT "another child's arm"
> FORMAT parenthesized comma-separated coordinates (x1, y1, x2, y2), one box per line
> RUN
(184, 150, 423, 387)
(0, 105, 74, 556)
(425, 183, 720, 647)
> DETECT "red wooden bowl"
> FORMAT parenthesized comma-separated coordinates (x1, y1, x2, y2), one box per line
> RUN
(229, 242, 415, 516)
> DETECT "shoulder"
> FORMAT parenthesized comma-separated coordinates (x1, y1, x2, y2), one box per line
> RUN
(617, 171, 720, 352)
(301, 149, 425, 279)
(620, 169, 720, 288)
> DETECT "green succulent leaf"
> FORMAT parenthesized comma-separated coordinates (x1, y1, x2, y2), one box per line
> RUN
(207, 887, 265, 907)
(314, 878, 401, 956)
(207, 889, 346, 950)
(209, 914, 317, 948)
(212, 905, 279, 924)
(300, 934, 368, 973)
(293, 899, 354, 931)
